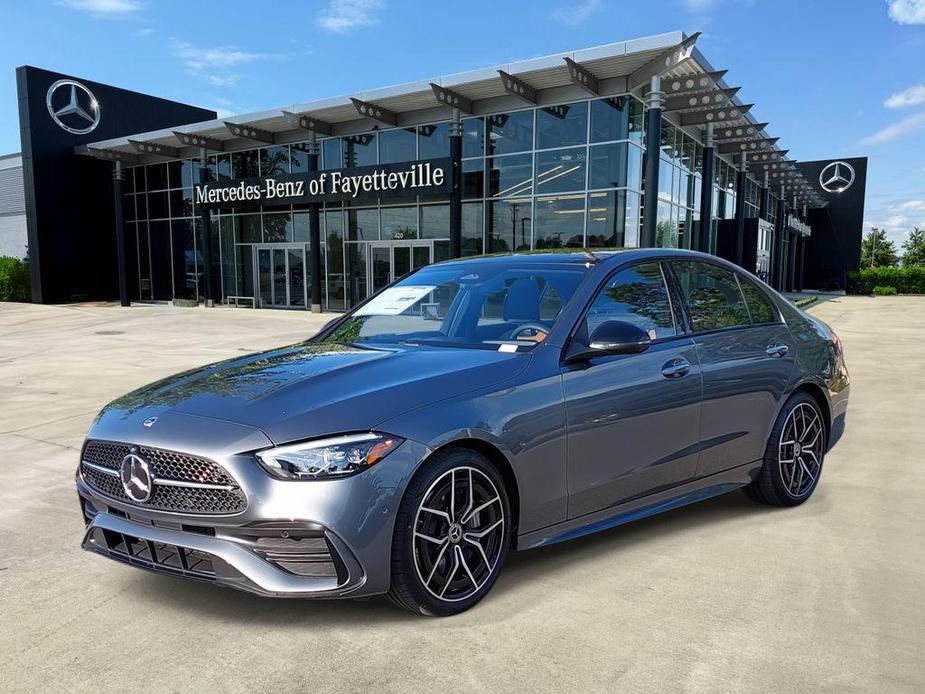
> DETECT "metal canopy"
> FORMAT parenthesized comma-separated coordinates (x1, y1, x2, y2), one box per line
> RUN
(78, 30, 827, 208)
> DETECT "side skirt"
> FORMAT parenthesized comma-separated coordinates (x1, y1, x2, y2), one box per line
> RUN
(516, 460, 760, 550)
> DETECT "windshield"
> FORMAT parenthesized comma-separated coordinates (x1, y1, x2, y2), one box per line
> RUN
(321, 259, 589, 350)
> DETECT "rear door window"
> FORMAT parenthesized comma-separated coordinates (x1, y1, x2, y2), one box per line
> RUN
(584, 262, 677, 340)
(671, 260, 751, 332)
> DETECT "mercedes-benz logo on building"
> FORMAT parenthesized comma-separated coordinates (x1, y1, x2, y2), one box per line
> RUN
(120, 452, 153, 502)
(46, 79, 100, 135)
(819, 161, 855, 194)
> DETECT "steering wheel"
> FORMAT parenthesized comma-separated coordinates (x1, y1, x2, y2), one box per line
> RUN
(509, 322, 550, 341)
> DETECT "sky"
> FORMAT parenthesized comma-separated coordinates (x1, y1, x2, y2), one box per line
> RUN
(1, 0, 924, 248)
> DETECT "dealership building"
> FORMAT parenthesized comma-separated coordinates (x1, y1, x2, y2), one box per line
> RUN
(11, 31, 866, 310)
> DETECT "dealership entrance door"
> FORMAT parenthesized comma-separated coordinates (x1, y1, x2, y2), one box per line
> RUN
(256, 244, 307, 308)
(367, 241, 433, 295)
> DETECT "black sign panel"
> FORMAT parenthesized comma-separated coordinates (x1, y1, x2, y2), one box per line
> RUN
(796, 157, 868, 291)
(16, 66, 216, 303)
(194, 158, 453, 210)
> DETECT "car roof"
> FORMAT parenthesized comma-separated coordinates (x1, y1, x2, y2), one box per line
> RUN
(430, 247, 720, 270)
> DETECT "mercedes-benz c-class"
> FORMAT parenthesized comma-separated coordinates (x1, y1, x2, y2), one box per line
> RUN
(77, 249, 849, 615)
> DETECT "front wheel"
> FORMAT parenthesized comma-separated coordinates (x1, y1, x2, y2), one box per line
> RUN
(387, 448, 510, 616)
(746, 392, 827, 506)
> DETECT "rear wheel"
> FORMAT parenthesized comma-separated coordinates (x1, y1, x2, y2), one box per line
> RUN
(746, 392, 827, 506)
(387, 448, 510, 616)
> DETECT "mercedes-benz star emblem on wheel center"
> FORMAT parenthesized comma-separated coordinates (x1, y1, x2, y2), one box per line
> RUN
(819, 161, 855, 194)
(119, 453, 153, 502)
(45, 79, 100, 135)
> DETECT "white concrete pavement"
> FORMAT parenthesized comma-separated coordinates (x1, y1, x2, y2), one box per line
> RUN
(0, 297, 923, 693)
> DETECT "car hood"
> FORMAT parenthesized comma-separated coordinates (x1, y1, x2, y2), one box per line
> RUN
(95, 342, 530, 445)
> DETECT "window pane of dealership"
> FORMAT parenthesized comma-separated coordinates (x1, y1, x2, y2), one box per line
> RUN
(10, 31, 867, 308)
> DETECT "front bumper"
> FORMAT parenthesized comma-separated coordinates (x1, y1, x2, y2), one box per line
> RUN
(77, 432, 430, 598)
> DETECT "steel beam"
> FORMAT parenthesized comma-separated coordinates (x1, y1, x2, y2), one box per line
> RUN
(717, 137, 779, 155)
(281, 111, 333, 135)
(680, 103, 752, 126)
(629, 32, 701, 90)
(663, 87, 740, 112)
(663, 69, 728, 96)
(128, 140, 180, 159)
(350, 98, 398, 126)
(563, 57, 599, 96)
(430, 83, 474, 114)
(75, 145, 139, 164)
(497, 70, 537, 104)
(173, 131, 225, 152)
(224, 121, 275, 145)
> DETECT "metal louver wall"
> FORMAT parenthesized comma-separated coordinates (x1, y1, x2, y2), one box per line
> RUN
(0, 164, 26, 215)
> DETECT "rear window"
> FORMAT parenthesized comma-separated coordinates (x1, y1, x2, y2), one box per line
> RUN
(737, 275, 779, 324)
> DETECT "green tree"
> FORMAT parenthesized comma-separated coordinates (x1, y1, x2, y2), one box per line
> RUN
(860, 228, 899, 268)
(901, 227, 925, 266)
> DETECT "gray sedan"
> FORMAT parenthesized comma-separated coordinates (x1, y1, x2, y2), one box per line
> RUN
(76, 249, 849, 616)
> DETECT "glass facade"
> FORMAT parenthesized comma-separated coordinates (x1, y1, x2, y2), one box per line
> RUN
(124, 91, 773, 312)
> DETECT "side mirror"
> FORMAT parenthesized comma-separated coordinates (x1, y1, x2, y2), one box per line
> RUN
(567, 320, 652, 362)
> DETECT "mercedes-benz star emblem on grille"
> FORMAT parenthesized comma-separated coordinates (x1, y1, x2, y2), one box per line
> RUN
(120, 452, 153, 502)
(46, 79, 101, 135)
(143, 416, 158, 428)
(819, 161, 855, 194)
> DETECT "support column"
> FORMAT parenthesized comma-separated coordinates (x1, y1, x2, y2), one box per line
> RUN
(798, 234, 807, 292)
(306, 131, 323, 313)
(697, 123, 715, 253)
(198, 147, 214, 307)
(449, 108, 463, 259)
(758, 171, 770, 220)
(788, 195, 798, 292)
(112, 161, 129, 307)
(640, 76, 663, 248)
(774, 185, 786, 291)
(733, 152, 748, 267)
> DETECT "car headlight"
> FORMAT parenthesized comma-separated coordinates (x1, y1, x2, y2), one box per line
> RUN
(255, 432, 404, 480)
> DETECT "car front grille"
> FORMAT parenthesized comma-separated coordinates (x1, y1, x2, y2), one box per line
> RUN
(80, 439, 247, 515)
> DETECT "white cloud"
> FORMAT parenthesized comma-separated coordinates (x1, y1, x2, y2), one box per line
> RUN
(885, 83, 925, 108)
(681, 0, 718, 10)
(56, 0, 142, 16)
(315, 0, 384, 33)
(135, 26, 155, 37)
(894, 199, 925, 211)
(858, 109, 925, 145)
(168, 38, 274, 87)
(888, 0, 925, 24)
(554, 0, 601, 25)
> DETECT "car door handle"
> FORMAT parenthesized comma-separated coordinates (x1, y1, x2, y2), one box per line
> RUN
(661, 357, 691, 379)
(766, 343, 789, 358)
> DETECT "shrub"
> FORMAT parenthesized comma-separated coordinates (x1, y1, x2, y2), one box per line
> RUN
(872, 286, 897, 296)
(0, 256, 31, 302)
(847, 266, 925, 295)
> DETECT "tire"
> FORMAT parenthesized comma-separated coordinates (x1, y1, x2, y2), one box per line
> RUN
(387, 447, 511, 616)
(746, 392, 827, 507)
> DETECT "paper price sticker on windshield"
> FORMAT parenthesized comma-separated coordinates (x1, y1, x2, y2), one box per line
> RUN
(354, 286, 436, 316)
